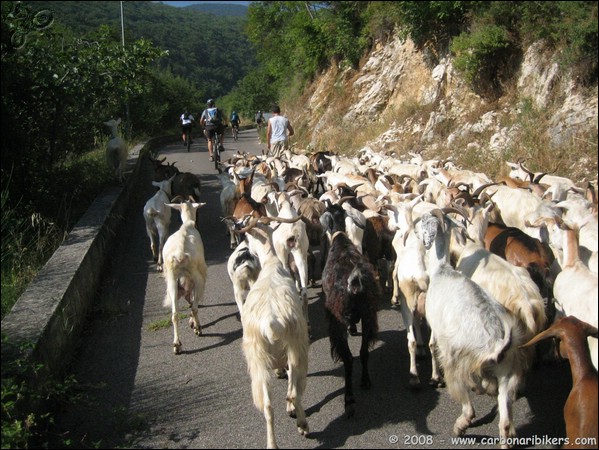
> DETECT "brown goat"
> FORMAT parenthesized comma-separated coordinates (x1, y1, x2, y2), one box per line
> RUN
(232, 170, 267, 223)
(149, 155, 201, 202)
(521, 316, 598, 449)
(485, 222, 555, 318)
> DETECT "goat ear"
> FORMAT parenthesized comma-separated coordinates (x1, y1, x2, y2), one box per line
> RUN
(166, 203, 182, 211)
(582, 321, 599, 339)
(519, 327, 558, 349)
(319, 212, 333, 233)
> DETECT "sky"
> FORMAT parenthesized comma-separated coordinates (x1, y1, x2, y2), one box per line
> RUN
(156, 1, 250, 6)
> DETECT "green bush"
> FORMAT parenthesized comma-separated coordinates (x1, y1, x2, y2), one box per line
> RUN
(451, 25, 512, 93)
(1, 338, 80, 448)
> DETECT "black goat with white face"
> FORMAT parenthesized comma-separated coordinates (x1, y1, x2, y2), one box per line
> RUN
(319, 203, 380, 418)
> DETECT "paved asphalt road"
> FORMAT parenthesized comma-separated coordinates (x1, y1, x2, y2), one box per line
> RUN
(51, 127, 573, 449)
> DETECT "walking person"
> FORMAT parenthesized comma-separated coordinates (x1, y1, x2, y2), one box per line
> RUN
(266, 104, 294, 158)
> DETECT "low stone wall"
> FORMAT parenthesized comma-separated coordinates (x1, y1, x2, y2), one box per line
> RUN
(1, 136, 174, 379)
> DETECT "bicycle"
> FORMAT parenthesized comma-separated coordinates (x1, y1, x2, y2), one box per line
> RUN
(231, 123, 239, 141)
(212, 132, 223, 171)
(185, 129, 192, 152)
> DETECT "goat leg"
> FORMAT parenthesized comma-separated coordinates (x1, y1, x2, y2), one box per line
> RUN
(359, 331, 372, 390)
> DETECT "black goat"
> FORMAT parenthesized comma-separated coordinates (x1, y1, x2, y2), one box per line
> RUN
(320, 203, 380, 418)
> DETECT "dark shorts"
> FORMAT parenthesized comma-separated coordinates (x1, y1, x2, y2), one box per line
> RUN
(181, 123, 192, 133)
(204, 124, 224, 139)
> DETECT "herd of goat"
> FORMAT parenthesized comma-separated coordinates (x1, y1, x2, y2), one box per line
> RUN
(141, 147, 597, 449)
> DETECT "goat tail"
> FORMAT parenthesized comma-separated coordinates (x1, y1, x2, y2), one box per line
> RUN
(243, 338, 273, 412)
(261, 316, 287, 345)
(145, 206, 158, 220)
(163, 270, 178, 308)
(492, 315, 514, 366)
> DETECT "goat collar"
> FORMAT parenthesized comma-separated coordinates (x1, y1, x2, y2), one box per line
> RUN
(331, 231, 347, 241)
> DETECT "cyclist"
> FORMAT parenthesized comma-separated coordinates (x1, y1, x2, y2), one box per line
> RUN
(230, 110, 240, 140)
(180, 110, 195, 146)
(255, 110, 264, 130)
(200, 99, 225, 162)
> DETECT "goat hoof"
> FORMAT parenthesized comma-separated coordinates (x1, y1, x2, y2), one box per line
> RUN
(173, 342, 182, 354)
(345, 402, 355, 419)
(430, 377, 445, 388)
(348, 324, 358, 335)
(275, 368, 288, 379)
(297, 421, 309, 436)
(408, 376, 422, 390)
(453, 422, 469, 437)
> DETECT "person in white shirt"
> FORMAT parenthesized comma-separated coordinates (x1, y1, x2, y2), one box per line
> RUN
(180, 110, 195, 146)
(266, 104, 294, 158)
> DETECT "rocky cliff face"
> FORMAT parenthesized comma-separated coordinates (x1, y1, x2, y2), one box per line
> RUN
(289, 34, 597, 182)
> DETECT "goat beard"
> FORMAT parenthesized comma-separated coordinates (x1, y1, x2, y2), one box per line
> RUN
(347, 269, 365, 294)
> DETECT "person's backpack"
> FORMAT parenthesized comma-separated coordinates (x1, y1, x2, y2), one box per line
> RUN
(183, 113, 190, 121)
(207, 107, 221, 125)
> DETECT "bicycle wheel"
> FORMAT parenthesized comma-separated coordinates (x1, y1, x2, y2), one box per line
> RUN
(214, 136, 220, 170)
(186, 134, 191, 152)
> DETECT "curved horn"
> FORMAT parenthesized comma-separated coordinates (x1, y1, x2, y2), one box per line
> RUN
(478, 192, 495, 209)
(519, 161, 535, 182)
(235, 216, 261, 234)
(260, 215, 302, 225)
(337, 196, 355, 206)
(472, 182, 501, 199)
(333, 182, 351, 191)
(440, 206, 471, 224)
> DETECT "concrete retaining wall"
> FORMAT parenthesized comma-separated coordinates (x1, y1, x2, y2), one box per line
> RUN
(1, 137, 174, 379)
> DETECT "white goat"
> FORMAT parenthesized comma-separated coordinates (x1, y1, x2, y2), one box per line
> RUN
(104, 118, 128, 183)
(553, 224, 598, 370)
(237, 216, 310, 449)
(418, 209, 525, 447)
(268, 191, 311, 329)
(384, 197, 430, 388)
(162, 200, 207, 354)
(226, 240, 260, 321)
(143, 175, 176, 272)
(454, 203, 547, 338)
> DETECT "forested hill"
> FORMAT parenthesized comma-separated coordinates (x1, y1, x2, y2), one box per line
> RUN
(22, 1, 256, 98)
(185, 3, 248, 17)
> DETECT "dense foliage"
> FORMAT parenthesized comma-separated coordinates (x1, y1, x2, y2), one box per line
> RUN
(243, 1, 597, 100)
(23, 1, 256, 99)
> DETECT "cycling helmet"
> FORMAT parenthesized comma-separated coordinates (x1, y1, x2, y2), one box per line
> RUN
(207, 99, 215, 107)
